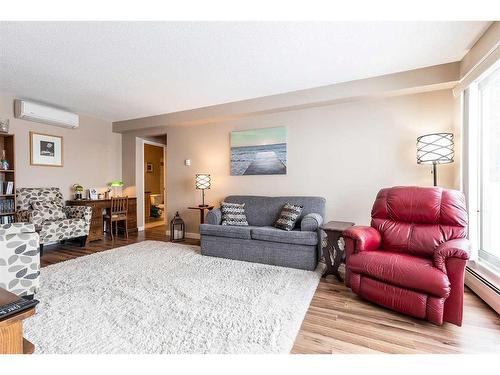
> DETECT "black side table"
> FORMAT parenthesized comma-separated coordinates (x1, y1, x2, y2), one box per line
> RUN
(321, 221, 355, 281)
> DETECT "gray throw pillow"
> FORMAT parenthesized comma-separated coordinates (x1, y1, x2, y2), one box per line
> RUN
(221, 202, 249, 226)
(274, 203, 303, 231)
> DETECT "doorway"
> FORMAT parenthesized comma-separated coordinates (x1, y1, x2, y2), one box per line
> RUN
(143, 141, 166, 229)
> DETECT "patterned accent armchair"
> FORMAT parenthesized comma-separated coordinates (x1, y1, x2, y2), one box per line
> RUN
(0, 223, 40, 296)
(16, 187, 92, 255)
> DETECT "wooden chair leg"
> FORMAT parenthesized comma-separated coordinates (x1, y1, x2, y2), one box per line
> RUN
(125, 219, 128, 239)
(110, 221, 114, 241)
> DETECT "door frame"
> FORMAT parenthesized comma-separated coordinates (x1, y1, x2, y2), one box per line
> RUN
(142, 139, 167, 229)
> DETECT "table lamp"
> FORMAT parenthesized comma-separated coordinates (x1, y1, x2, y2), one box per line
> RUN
(195, 173, 211, 207)
(416, 133, 454, 186)
(109, 180, 124, 197)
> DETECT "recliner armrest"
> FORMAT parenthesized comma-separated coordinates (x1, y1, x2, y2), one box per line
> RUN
(343, 226, 381, 252)
(434, 238, 471, 273)
(207, 208, 222, 225)
(300, 213, 323, 231)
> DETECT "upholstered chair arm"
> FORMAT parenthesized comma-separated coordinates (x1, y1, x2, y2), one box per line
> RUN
(0, 229, 40, 296)
(64, 206, 92, 223)
(0, 222, 36, 235)
(343, 226, 381, 257)
(16, 210, 33, 223)
(300, 213, 323, 231)
(434, 238, 471, 273)
(207, 208, 222, 225)
(16, 209, 45, 228)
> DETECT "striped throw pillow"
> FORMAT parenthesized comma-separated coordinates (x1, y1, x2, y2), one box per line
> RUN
(274, 203, 303, 231)
(221, 202, 249, 226)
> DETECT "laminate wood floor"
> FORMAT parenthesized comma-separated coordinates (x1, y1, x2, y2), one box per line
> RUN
(40, 225, 500, 354)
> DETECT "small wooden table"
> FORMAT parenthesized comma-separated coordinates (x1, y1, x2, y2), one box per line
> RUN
(321, 221, 355, 281)
(0, 288, 36, 354)
(188, 206, 214, 224)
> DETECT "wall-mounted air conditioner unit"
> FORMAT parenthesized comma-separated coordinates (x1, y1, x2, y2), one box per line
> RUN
(14, 99, 79, 129)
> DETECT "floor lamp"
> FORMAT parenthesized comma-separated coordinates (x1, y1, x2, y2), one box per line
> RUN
(417, 133, 454, 186)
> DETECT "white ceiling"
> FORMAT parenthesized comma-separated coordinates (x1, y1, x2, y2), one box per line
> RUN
(0, 21, 490, 122)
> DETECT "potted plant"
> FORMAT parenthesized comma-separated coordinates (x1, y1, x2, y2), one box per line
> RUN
(73, 184, 84, 200)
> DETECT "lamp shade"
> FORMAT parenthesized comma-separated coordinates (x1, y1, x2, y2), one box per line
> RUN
(109, 180, 124, 187)
(417, 133, 454, 164)
(195, 174, 211, 190)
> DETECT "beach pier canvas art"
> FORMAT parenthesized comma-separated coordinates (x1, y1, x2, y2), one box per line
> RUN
(231, 127, 287, 175)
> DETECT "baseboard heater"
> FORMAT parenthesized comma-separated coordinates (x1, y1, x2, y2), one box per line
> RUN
(465, 266, 500, 315)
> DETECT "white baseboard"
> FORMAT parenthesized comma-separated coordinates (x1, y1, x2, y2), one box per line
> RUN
(165, 230, 200, 240)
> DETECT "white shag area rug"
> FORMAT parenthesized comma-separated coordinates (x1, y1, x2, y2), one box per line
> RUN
(24, 240, 323, 354)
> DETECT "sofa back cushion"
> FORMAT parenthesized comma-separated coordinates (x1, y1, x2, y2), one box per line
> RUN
(371, 186, 468, 258)
(224, 195, 325, 227)
(16, 187, 65, 211)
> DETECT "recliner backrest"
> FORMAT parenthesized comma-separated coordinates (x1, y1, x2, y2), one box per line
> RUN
(371, 186, 468, 258)
(224, 195, 326, 227)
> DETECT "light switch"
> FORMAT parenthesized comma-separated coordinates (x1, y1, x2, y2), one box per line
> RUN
(185, 159, 191, 166)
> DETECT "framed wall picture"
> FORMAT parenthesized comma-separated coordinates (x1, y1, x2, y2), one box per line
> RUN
(230, 127, 287, 175)
(88, 188, 98, 200)
(30, 132, 63, 167)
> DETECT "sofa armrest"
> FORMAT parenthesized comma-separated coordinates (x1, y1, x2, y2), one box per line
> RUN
(343, 226, 381, 254)
(0, 222, 36, 235)
(64, 206, 92, 223)
(434, 238, 471, 273)
(300, 213, 323, 232)
(207, 208, 222, 225)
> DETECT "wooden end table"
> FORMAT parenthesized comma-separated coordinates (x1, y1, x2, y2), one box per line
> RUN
(0, 288, 36, 354)
(321, 221, 355, 281)
(188, 206, 214, 224)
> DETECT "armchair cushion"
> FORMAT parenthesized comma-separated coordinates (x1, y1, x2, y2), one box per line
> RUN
(434, 238, 471, 273)
(343, 226, 381, 252)
(348, 251, 451, 298)
(300, 213, 323, 231)
(40, 218, 88, 244)
(31, 200, 66, 222)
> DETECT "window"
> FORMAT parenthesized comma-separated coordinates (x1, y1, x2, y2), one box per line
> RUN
(465, 64, 500, 279)
(478, 67, 500, 272)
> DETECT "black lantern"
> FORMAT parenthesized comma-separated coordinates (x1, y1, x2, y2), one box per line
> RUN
(170, 211, 185, 242)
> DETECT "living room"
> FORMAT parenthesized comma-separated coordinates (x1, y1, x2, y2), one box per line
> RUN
(0, 1, 499, 372)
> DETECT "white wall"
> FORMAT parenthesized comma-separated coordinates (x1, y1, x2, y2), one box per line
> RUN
(165, 89, 457, 233)
(0, 94, 122, 199)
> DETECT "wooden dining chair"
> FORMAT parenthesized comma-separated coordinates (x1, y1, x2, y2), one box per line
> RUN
(104, 196, 129, 240)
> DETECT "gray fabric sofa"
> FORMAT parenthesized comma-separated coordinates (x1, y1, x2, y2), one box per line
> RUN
(200, 195, 326, 270)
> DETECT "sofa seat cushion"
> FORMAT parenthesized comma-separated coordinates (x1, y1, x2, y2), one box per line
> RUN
(251, 227, 318, 246)
(347, 251, 450, 298)
(199, 224, 253, 240)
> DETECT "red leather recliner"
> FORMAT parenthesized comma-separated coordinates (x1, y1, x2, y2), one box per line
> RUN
(344, 186, 471, 326)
